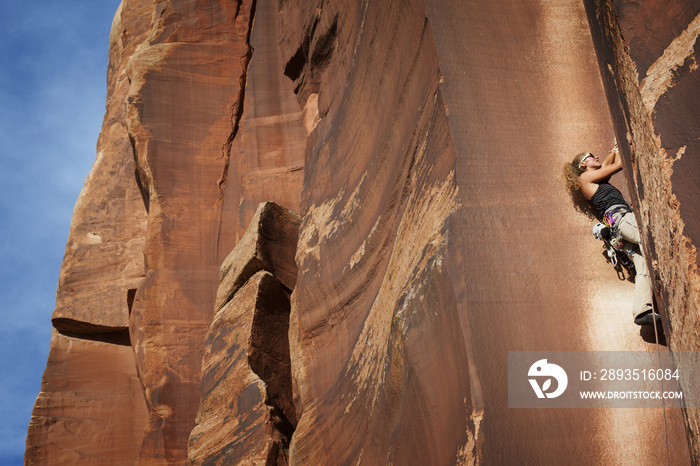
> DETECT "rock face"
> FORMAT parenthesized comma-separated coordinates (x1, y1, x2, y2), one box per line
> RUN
(216, 202, 301, 312)
(28, 0, 700, 465)
(585, 0, 700, 459)
(279, 2, 471, 463)
(124, 0, 259, 458)
(279, 0, 690, 464)
(188, 202, 299, 465)
(26, 0, 305, 464)
(25, 331, 148, 465)
(188, 271, 294, 466)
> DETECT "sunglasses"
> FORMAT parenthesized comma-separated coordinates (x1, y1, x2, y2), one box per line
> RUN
(578, 153, 594, 169)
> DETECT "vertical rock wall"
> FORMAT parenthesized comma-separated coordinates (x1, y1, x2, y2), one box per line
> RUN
(27, 0, 306, 463)
(124, 0, 258, 460)
(217, 0, 306, 246)
(123, 0, 306, 462)
(279, 0, 473, 464)
(585, 0, 700, 459)
(422, 0, 685, 463)
(279, 0, 689, 463)
(25, 331, 148, 465)
(27, 0, 700, 464)
(188, 202, 300, 465)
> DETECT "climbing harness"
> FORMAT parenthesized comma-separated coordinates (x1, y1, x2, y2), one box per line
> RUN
(592, 207, 637, 275)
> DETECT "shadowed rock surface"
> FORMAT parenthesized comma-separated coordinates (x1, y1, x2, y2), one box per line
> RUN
(25, 330, 148, 465)
(27, 0, 699, 464)
(190, 201, 299, 465)
(188, 270, 295, 466)
(217, 202, 301, 312)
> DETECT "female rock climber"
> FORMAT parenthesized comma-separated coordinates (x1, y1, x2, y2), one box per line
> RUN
(563, 147, 659, 326)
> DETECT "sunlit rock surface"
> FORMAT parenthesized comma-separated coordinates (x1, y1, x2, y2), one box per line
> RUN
(27, 0, 304, 463)
(27, 0, 699, 464)
(280, 0, 690, 463)
(25, 331, 148, 465)
(123, 0, 304, 461)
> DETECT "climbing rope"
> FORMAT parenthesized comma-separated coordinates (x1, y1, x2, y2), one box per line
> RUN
(649, 274, 670, 466)
(594, 219, 671, 465)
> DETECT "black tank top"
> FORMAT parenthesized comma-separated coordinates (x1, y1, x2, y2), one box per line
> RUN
(590, 182, 630, 216)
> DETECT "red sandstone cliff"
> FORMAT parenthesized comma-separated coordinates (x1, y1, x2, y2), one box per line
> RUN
(27, 0, 699, 464)
(26, 0, 305, 463)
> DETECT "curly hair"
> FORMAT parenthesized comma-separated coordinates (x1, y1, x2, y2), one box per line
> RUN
(563, 152, 600, 220)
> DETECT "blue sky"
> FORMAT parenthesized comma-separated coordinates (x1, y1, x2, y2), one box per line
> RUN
(0, 1, 121, 462)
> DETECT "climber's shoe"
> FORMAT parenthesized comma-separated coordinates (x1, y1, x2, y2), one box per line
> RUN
(634, 310, 661, 327)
